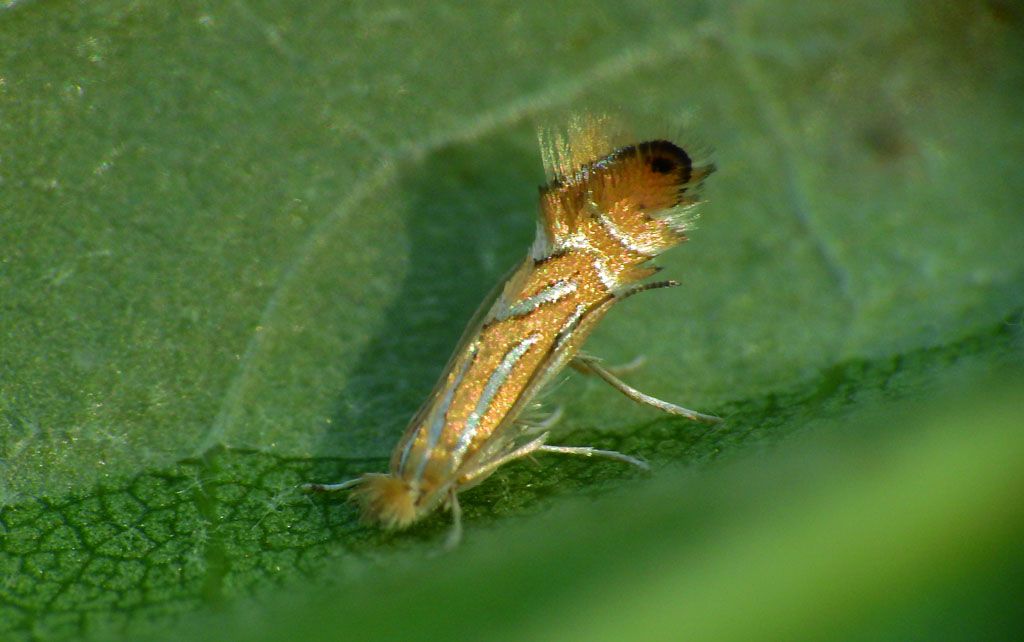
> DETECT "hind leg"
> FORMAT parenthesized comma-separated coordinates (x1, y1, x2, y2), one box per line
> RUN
(571, 353, 720, 425)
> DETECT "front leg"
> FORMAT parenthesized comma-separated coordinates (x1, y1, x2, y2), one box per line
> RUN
(443, 490, 464, 551)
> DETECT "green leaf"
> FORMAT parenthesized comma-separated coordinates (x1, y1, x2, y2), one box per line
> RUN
(1, 1, 1021, 641)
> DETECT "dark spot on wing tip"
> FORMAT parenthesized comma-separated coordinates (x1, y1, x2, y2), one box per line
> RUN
(637, 140, 692, 183)
(543, 140, 705, 194)
(649, 155, 676, 174)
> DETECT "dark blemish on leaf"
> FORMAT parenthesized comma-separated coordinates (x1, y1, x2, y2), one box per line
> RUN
(987, 0, 1022, 25)
(862, 120, 912, 161)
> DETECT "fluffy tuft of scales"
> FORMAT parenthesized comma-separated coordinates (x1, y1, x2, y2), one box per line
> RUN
(352, 474, 420, 529)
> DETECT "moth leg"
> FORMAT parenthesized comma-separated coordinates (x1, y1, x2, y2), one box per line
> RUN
(443, 489, 464, 551)
(462, 432, 649, 490)
(515, 404, 564, 431)
(459, 433, 552, 486)
(616, 279, 680, 301)
(301, 477, 362, 493)
(535, 444, 649, 469)
(571, 353, 721, 425)
(601, 354, 646, 376)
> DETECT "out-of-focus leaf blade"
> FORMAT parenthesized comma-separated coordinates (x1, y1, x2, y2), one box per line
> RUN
(1, 1, 1021, 640)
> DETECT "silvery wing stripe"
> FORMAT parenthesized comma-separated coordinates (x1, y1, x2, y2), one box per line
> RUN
(562, 231, 591, 252)
(396, 426, 418, 475)
(451, 334, 540, 466)
(592, 257, 618, 289)
(594, 209, 659, 256)
(530, 220, 553, 260)
(554, 303, 588, 350)
(492, 280, 577, 322)
(405, 343, 479, 480)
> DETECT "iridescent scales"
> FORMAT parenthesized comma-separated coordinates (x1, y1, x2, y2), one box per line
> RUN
(305, 114, 719, 547)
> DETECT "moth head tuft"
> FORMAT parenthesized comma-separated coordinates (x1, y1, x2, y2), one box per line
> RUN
(352, 473, 420, 530)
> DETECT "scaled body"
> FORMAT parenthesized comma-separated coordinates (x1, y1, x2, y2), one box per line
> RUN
(306, 115, 718, 544)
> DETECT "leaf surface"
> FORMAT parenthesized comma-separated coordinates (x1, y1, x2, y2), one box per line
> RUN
(1, 1, 1021, 640)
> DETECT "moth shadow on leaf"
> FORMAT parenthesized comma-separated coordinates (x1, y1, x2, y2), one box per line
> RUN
(319, 130, 540, 461)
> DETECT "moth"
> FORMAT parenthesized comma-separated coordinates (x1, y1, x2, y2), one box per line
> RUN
(305, 114, 719, 547)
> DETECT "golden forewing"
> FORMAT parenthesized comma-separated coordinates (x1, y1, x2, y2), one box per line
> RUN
(388, 116, 714, 514)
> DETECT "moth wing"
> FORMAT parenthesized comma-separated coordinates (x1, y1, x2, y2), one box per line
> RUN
(456, 295, 618, 479)
(390, 259, 521, 470)
(533, 114, 630, 259)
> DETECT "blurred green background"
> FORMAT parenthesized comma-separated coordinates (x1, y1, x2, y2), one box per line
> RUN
(1, 1, 1022, 641)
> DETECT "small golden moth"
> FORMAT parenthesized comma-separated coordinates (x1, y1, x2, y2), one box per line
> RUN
(305, 114, 719, 547)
